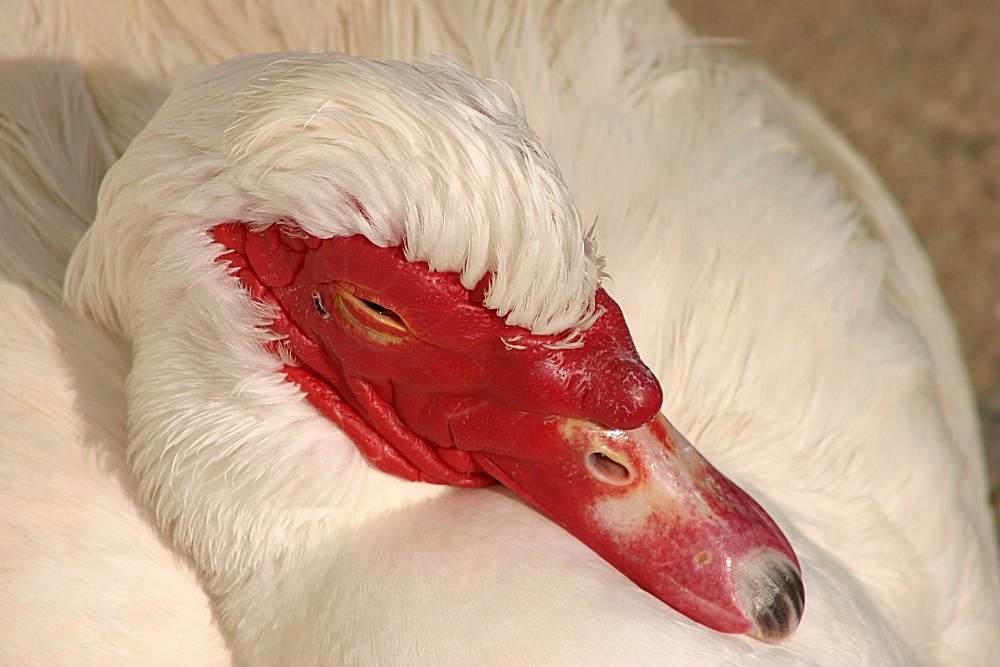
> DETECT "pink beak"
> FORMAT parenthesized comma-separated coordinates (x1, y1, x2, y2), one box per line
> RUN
(460, 412, 803, 641)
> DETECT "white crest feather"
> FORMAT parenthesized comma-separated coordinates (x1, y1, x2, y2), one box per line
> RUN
(67, 52, 600, 338)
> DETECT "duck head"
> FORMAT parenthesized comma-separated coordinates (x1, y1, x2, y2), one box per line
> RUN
(70, 52, 802, 642)
(213, 222, 803, 641)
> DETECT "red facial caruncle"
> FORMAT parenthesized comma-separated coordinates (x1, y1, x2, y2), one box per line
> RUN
(213, 221, 804, 642)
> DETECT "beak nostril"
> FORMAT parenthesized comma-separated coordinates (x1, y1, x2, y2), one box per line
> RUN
(586, 451, 633, 486)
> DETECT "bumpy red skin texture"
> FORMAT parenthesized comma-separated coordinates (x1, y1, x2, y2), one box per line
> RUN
(212, 222, 801, 636)
(214, 222, 662, 479)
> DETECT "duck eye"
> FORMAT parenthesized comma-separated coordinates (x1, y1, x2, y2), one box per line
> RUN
(331, 282, 409, 339)
(360, 298, 404, 327)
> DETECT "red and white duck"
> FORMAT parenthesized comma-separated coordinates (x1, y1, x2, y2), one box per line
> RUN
(1, 2, 997, 665)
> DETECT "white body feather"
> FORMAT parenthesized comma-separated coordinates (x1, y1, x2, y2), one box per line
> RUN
(1, 2, 997, 665)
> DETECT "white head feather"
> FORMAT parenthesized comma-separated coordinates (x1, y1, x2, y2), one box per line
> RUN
(66, 52, 600, 338)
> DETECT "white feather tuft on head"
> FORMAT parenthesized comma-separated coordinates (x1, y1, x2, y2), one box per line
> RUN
(67, 52, 600, 337)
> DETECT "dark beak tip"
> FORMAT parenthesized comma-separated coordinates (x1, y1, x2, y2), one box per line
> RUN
(736, 550, 805, 643)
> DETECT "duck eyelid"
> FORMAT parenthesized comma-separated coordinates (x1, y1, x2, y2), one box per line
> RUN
(359, 297, 404, 325)
(332, 283, 409, 333)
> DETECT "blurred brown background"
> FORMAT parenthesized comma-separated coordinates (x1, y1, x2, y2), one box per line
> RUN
(671, 2, 1000, 529)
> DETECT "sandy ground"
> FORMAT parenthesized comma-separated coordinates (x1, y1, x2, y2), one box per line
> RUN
(671, 2, 1000, 534)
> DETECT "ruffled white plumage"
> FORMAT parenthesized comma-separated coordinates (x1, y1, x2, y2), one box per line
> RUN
(1, 2, 996, 664)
